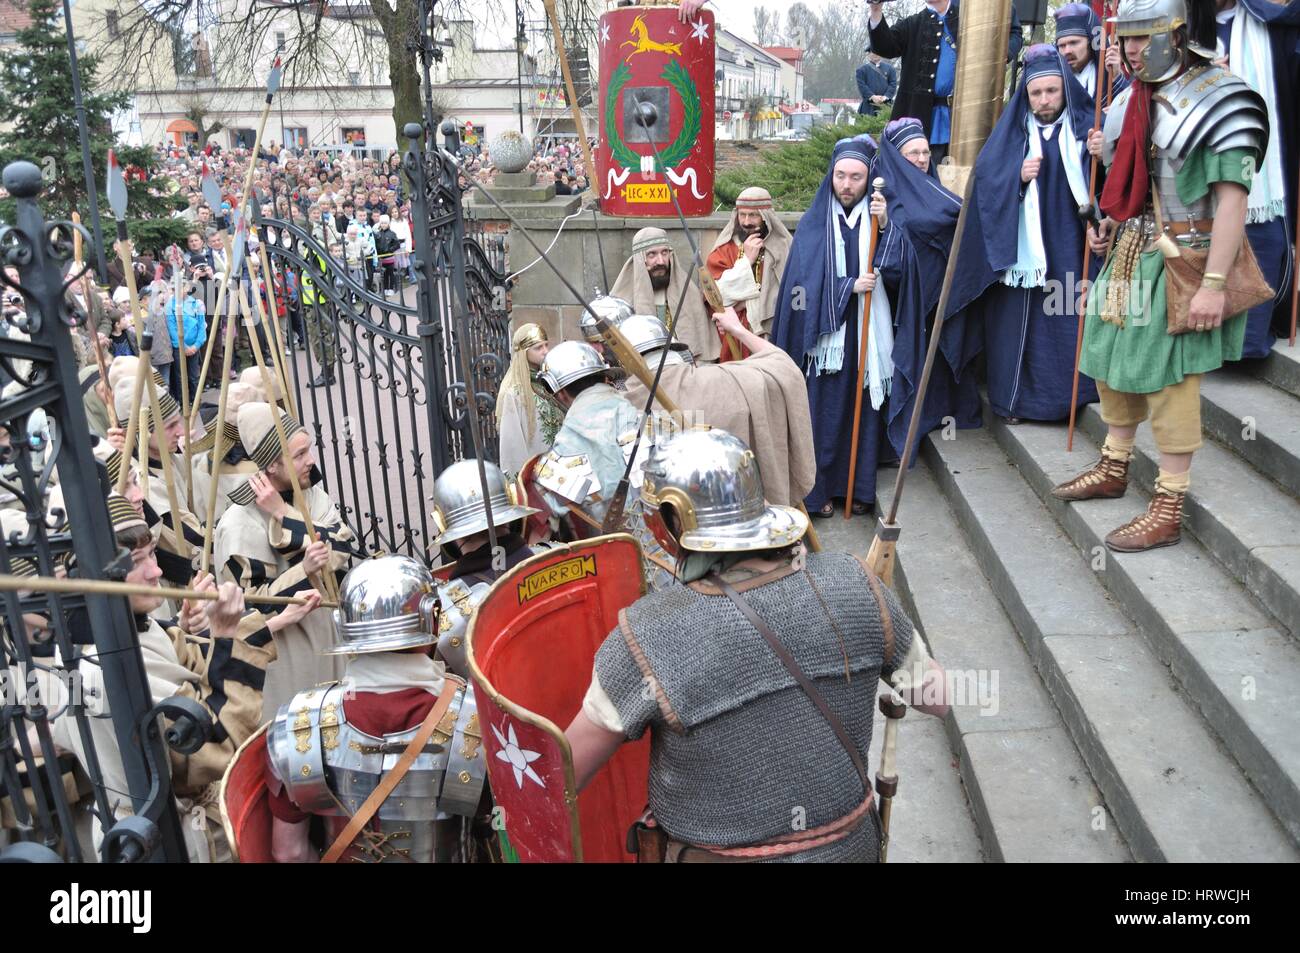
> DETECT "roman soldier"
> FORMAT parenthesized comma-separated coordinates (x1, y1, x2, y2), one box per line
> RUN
(1053, 0, 1269, 551)
(263, 555, 488, 863)
(704, 186, 794, 351)
(563, 428, 950, 862)
(494, 322, 563, 478)
(610, 227, 719, 363)
(430, 458, 541, 587)
(533, 340, 676, 588)
(617, 310, 817, 508)
(213, 401, 357, 714)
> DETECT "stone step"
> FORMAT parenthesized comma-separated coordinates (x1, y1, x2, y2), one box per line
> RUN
(925, 426, 1300, 860)
(1200, 370, 1300, 498)
(815, 509, 985, 863)
(1243, 339, 1300, 400)
(1078, 403, 1300, 641)
(987, 414, 1300, 851)
(872, 465, 1129, 862)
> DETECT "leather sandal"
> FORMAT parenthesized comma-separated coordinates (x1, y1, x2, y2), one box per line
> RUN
(1051, 452, 1130, 502)
(1104, 490, 1184, 553)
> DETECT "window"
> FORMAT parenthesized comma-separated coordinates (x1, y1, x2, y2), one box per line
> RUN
(106, 12, 120, 39)
(348, 71, 360, 86)
(283, 126, 308, 150)
(275, 32, 286, 52)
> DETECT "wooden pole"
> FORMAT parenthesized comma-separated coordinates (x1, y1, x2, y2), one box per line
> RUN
(235, 280, 337, 604)
(112, 238, 192, 563)
(542, 0, 599, 191)
(0, 573, 332, 608)
(1291, 154, 1299, 347)
(1067, 18, 1109, 453)
(72, 211, 113, 420)
(844, 177, 885, 519)
(199, 229, 242, 577)
(254, 238, 298, 419)
(186, 223, 231, 434)
(170, 245, 195, 512)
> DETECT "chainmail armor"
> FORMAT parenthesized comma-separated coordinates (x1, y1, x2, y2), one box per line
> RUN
(594, 551, 913, 862)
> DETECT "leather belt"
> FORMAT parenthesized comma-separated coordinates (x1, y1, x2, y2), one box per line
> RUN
(1163, 218, 1214, 236)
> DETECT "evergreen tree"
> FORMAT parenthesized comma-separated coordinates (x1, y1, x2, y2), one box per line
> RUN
(0, 0, 168, 227)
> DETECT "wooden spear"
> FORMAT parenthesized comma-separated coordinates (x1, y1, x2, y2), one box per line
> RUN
(1291, 155, 1299, 347)
(0, 573, 333, 609)
(1067, 2, 1112, 452)
(193, 58, 284, 573)
(186, 159, 234, 431)
(71, 211, 113, 420)
(845, 176, 885, 518)
(254, 229, 298, 420)
(541, 0, 599, 194)
(168, 243, 196, 512)
(106, 152, 192, 566)
(234, 278, 337, 604)
(198, 223, 244, 577)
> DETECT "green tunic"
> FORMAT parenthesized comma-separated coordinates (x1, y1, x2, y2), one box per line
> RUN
(1080, 147, 1255, 395)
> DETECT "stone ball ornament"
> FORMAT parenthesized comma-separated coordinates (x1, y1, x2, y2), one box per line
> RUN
(489, 131, 534, 174)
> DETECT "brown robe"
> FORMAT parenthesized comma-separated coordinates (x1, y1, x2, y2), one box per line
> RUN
(623, 347, 816, 507)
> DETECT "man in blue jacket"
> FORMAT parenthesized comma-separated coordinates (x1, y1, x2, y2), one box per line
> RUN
(167, 284, 207, 401)
(857, 51, 899, 117)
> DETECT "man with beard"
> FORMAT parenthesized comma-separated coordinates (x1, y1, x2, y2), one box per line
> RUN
(610, 227, 719, 363)
(1054, 3, 1129, 107)
(944, 46, 1099, 424)
(771, 137, 896, 518)
(705, 186, 794, 358)
(214, 401, 358, 715)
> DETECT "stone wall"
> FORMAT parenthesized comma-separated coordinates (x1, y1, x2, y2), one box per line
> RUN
(470, 198, 805, 346)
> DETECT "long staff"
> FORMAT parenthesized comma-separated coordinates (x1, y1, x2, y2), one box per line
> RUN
(193, 58, 283, 573)
(106, 153, 191, 567)
(0, 573, 331, 608)
(845, 177, 885, 518)
(72, 211, 113, 419)
(1066, 6, 1111, 452)
(169, 243, 195, 512)
(1291, 155, 1299, 346)
(235, 277, 337, 604)
(186, 159, 235, 432)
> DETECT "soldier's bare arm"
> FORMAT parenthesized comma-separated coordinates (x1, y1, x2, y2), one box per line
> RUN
(564, 710, 626, 792)
(271, 817, 316, 864)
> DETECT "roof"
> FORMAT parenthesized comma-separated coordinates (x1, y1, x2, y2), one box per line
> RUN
(763, 46, 806, 69)
(0, 0, 32, 33)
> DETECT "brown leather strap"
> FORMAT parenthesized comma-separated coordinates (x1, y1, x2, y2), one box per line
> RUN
(712, 575, 871, 796)
(320, 677, 462, 864)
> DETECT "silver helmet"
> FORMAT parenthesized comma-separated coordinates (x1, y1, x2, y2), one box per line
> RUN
(431, 458, 538, 547)
(579, 294, 633, 343)
(640, 428, 808, 557)
(619, 313, 691, 357)
(433, 578, 491, 677)
(328, 555, 440, 655)
(539, 340, 609, 393)
(1110, 0, 1188, 82)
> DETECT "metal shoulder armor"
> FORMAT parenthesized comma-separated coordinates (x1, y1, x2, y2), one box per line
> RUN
(1151, 64, 1269, 174)
(435, 578, 491, 678)
(264, 682, 343, 814)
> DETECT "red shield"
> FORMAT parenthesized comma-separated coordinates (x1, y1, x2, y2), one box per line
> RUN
(466, 535, 650, 862)
(218, 723, 274, 863)
(597, 6, 715, 217)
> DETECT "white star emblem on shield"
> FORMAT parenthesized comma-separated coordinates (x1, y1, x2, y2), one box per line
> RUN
(492, 720, 545, 789)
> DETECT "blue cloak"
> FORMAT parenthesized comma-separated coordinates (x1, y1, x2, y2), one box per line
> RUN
(942, 50, 1100, 421)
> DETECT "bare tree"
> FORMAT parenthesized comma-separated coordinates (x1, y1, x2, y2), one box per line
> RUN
(178, 92, 225, 147)
(81, 0, 605, 146)
(753, 6, 783, 46)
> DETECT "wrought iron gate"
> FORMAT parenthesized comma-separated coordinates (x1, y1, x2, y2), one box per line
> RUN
(257, 123, 509, 560)
(0, 161, 198, 862)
